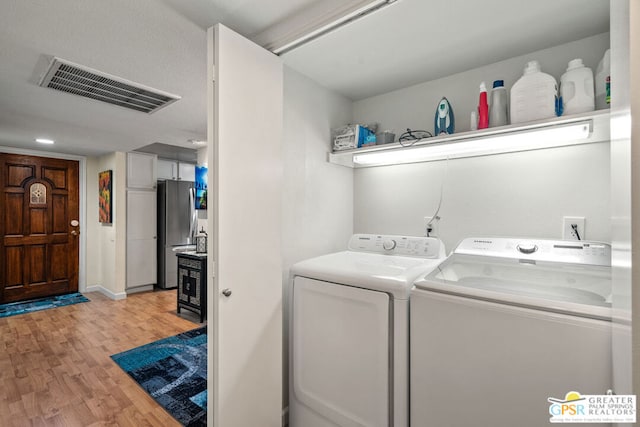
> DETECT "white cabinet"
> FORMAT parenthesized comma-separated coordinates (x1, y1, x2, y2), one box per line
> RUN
(157, 159, 178, 180)
(157, 159, 195, 181)
(126, 190, 157, 290)
(126, 151, 158, 291)
(179, 162, 195, 181)
(127, 152, 157, 189)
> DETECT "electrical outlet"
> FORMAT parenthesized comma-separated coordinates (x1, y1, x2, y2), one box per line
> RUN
(424, 216, 439, 237)
(562, 216, 585, 240)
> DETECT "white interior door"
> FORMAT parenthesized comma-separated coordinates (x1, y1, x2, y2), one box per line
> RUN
(610, 0, 634, 407)
(207, 24, 283, 427)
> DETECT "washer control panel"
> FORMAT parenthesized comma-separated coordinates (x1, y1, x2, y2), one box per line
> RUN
(454, 237, 611, 266)
(348, 234, 443, 258)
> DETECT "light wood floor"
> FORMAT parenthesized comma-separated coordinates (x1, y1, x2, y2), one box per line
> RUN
(0, 290, 204, 426)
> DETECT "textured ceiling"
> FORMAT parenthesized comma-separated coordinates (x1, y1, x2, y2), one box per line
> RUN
(282, 0, 610, 100)
(0, 0, 610, 157)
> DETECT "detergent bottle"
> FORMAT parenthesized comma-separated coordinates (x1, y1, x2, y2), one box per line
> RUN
(470, 111, 478, 131)
(489, 80, 509, 127)
(560, 58, 595, 115)
(510, 60, 558, 124)
(477, 82, 489, 129)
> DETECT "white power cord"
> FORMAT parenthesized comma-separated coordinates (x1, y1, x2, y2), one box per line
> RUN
(425, 159, 448, 237)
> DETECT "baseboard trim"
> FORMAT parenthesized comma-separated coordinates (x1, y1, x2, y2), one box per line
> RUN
(126, 285, 154, 295)
(85, 285, 127, 300)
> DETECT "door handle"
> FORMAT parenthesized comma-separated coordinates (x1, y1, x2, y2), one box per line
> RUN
(222, 288, 232, 297)
(70, 220, 80, 237)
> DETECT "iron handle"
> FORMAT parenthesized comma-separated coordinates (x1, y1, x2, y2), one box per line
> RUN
(71, 230, 79, 236)
(222, 288, 232, 297)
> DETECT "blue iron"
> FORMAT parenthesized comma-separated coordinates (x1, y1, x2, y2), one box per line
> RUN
(434, 97, 455, 135)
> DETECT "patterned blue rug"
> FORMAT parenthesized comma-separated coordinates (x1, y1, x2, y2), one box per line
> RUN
(111, 326, 207, 426)
(0, 292, 89, 318)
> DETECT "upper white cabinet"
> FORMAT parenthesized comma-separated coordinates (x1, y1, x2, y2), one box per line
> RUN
(178, 162, 195, 181)
(157, 159, 178, 180)
(157, 159, 195, 181)
(127, 152, 157, 189)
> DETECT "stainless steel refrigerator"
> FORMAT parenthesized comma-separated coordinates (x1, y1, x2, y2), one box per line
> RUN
(157, 180, 197, 289)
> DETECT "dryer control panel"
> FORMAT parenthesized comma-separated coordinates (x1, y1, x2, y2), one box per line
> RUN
(348, 234, 444, 258)
(454, 237, 611, 266)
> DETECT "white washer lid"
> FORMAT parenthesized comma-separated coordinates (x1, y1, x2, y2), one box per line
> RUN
(414, 254, 612, 320)
(292, 251, 444, 299)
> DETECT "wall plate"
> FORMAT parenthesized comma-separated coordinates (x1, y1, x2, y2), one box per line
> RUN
(424, 216, 439, 238)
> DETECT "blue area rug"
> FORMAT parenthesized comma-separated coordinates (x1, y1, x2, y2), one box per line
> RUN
(111, 326, 207, 426)
(0, 292, 89, 318)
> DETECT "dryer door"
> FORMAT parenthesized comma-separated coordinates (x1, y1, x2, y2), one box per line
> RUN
(291, 277, 390, 427)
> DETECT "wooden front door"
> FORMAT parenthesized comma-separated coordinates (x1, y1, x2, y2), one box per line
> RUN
(0, 154, 79, 303)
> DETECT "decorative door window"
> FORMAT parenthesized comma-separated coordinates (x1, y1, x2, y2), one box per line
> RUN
(30, 183, 46, 204)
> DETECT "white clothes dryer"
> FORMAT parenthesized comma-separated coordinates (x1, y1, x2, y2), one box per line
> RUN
(289, 234, 446, 427)
(410, 237, 612, 427)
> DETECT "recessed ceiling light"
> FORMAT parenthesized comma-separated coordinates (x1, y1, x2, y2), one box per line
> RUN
(189, 139, 207, 146)
(35, 138, 55, 144)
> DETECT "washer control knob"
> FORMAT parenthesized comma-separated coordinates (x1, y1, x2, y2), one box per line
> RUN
(383, 239, 397, 251)
(517, 243, 538, 254)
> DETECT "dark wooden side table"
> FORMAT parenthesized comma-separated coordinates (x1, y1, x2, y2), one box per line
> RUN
(176, 252, 207, 323)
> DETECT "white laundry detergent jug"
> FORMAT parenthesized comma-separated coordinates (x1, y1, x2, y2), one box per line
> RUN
(560, 58, 595, 115)
(510, 60, 558, 124)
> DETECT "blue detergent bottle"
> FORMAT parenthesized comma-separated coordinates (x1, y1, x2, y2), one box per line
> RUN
(434, 97, 455, 135)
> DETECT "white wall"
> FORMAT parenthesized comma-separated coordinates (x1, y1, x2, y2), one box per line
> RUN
(85, 157, 101, 288)
(282, 66, 354, 412)
(282, 67, 354, 270)
(352, 34, 612, 252)
(85, 152, 127, 299)
(354, 142, 610, 251)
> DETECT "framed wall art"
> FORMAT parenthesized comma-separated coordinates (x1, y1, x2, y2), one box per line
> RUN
(195, 165, 207, 210)
(99, 170, 112, 223)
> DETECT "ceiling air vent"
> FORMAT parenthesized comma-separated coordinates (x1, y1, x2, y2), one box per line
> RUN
(38, 57, 180, 114)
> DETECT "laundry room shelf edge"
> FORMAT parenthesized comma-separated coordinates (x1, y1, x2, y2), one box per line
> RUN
(328, 110, 611, 168)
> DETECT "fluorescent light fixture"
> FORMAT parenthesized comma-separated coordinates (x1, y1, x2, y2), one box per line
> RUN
(352, 121, 592, 167)
(272, 0, 396, 55)
(35, 138, 55, 144)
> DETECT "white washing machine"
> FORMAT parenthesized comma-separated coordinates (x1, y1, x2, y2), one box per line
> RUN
(289, 234, 446, 427)
(410, 237, 612, 427)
